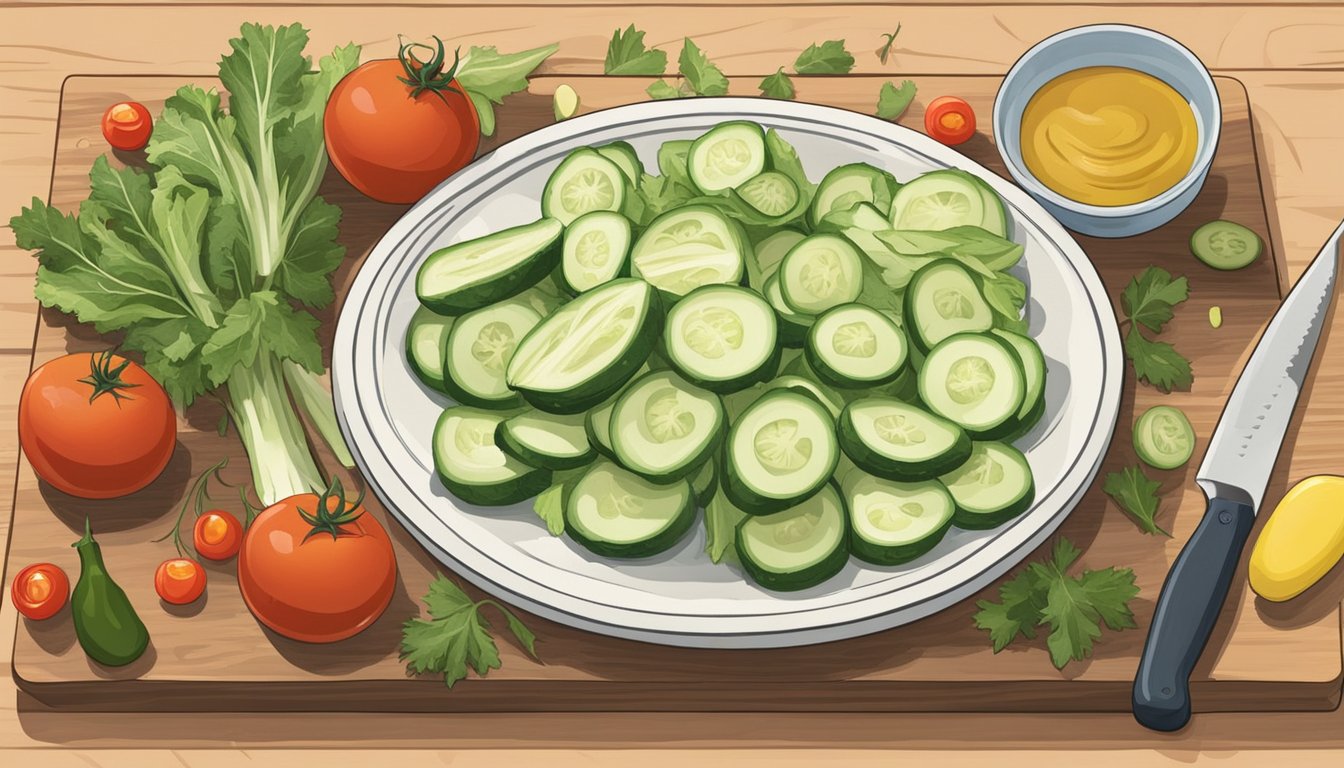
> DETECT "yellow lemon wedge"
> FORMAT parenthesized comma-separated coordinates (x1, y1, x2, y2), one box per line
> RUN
(1249, 475, 1344, 602)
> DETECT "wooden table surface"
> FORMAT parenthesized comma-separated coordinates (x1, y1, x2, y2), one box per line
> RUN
(1, 1, 1342, 764)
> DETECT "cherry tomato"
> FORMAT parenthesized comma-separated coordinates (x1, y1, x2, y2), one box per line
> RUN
(324, 36, 480, 204)
(19, 351, 176, 499)
(193, 510, 244, 561)
(155, 558, 206, 605)
(924, 96, 976, 146)
(11, 563, 70, 620)
(101, 101, 153, 151)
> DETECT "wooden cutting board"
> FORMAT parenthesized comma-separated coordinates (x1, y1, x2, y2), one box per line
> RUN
(9, 75, 1341, 713)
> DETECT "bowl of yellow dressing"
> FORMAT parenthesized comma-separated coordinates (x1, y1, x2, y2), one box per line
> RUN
(993, 25, 1220, 238)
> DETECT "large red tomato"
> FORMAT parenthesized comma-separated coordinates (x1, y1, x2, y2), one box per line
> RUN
(324, 37, 480, 204)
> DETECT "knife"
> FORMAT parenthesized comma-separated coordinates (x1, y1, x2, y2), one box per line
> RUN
(1132, 220, 1344, 732)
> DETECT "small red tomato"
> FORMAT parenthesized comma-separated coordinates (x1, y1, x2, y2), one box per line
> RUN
(155, 558, 206, 605)
(101, 101, 153, 151)
(193, 510, 244, 561)
(924, 96, 976, 146)
(12, 563, 70, 620)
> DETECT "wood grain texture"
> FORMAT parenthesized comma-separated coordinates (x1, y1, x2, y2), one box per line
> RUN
(8, 74, 1339, 715)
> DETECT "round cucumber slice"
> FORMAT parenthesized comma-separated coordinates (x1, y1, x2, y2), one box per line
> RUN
(432, 407, 552, 506)
(990, 328, 1047, 439)
(494, 410, 595, 470)
(778, 234, 864, 315)
(805, 304, 908, 389)
(809, 163, 898, 228)
(630, 205, 748, 297)
(690, 459, 719, 506)
(889, 170, 988, 231)
(751, 229, 806, 288)
(1191, 220, 1262, 271)
(442, 299, 542, 409)
(406, 305, 455, 393)
(903, 259, 994, 352)
(735, 483, 849, 591)
(609, 369, 725, 482)
(663, 284, 780, 392)
(843, 470, 955, 565)
(560, 210, 632, 294)
(564, 461, 697, 558)
(737, 171, 799, 217)
(940, 441, 1034, 529)
(688, 121, 766, 193)
(724, 389, 840, 514)
(838, 397, 972, 481)
(918, 333, 1025, 440)
(542, 148, 627, 225)
(763, 274, 815, 346)
(1133, 405, 1195, 470)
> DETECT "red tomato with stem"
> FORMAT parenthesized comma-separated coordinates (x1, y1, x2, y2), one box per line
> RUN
(19, 351, 176, 499)
(155, 558, 206, 605)
(12, 563, 70, 620)
(324, 36, 480, 204)
(924, 96, 976, 146)
(238, 478, 396, 643)
(101, 101, 153, 151)
(193, 510, 244, 561)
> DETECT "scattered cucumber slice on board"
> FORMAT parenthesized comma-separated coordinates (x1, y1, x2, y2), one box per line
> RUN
(559, 211, 632, 294)
(1191, 220, 1263, 271)
(594, 140, 644, 185)
(843, 470, 956, 565)
(838, 397, 972, 481)
(406, 306, 455, 392)
(889, 170, 988, 233)
(688, 121, 766, 193)
(609, 369, 726, 482)
(903, 259, 993, 352)
(779, 234, 865, 314)
(918, 333, 1025, 440)
(416, 218, 562, 315)
(442, 299, 542, 409)
(663, 284, 780, 392)
(737, 171, 800, 218)
(433, 407, 552, 506)
(805, 303, 908, 389)
(542, 148, 627, 225)
(630, 205, 749, 297)
(723, 389, 840, 514)
(764, 274, 815, 346)
(1133, 405, 1195, 470)
(940, 441, 1034, 529)
(564, 461, 697, 558)
(735, 483, 849, 591)
(990, 328, 1047, 439)
(809, 163, 899, 228)
(495, 410, 596, 470)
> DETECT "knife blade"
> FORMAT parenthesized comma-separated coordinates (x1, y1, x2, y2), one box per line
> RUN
(1133, 220, 1343, 732)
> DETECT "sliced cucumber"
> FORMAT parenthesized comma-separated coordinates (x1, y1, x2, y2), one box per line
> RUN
(495, 410, 596, 470)
(542, 149, 627, 225)
(1134, 405, 1195, 470)
(594, 140, 644, 186)
(967, 172, 1010, 239)
(630, 205, 749, 297)
(736, 171, 799, 218)
(559, 211, 632, 294)
(903, 259, 993, 352)
(990, 329, 1047, 438)
(564, 461, 696, 558)
(585, 394, 620, 461)
(751, 229, 806, 290)
(406, 305, 455, 392)
(809, 163, 899, 228)
(940, 441, 1035, 529)
(778, 234, 865, 315)
(417, 218, 562, 314)
(736, 483, 849, 591)
(723, 389, 840, 514)
(763, 273, 815, 346)
(764, 375, 845, 420)
(442, 299, 542, 409)
(657, 139, 695, 188)
(663, 284, 780, 392)
(889, 170, 988, 232)
(805, 303, 908, 389)
(838, 397, 972, 481)
(433, 407, 552, 506)
(843, 470, 955, 565)
(1191, 220, 1262, 271)
(506, 278, 661, 413)
(918, 333, 1025, 440)
(688, 121, 766, 193)
(691, 459, 719, 506)
(609, 369, 725, 482)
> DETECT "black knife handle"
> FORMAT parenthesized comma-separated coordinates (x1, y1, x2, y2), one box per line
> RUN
(1132, 495, 1255, 731)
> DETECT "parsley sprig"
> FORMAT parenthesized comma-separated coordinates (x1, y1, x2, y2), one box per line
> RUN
(1103, 464, 1171, 536)
(1120, 267, 1193, 391)
(401, 575, 539, 688)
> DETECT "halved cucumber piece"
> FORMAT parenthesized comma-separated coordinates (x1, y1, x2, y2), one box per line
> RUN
(990, 328, 1047, 438)
(750, 229, 806, 290)
(903, 259, 993, 352)
(1134, 405, 1195, 470)
(506, 278, 662, 413)
(940, 441, 1035, 529)
(736, 171, 799, 218)
(805, 304, 908, 389)
(688, 121, 766, 193)
(442, 299, 542, 409)
(918, 333, 1025, 440)
(406, 306, 455, 392)
(809, 164, 899, 228)
(838, 397, 972, 481)
(594, 140, 644, 186)
(630, 205, 749, 297)
(889, 170, 987, 232)
(542, 149, 627, 225)
(691, 459, 719, 506)
(723, 389, 840, 514)
(609, 369, 725, 482)
(763, 273, 815, 346)
(564, 461, 697, 558)
(779, 234, 865, 315)
(843, 470, 955, 565)
(433, 407, 552, 506)
(416, 218, 562, 315)
(735, 483, 849, 591)
(663, 284, 780, 392)
(494, 410, 596, 470)
(559, 211, 632, 294)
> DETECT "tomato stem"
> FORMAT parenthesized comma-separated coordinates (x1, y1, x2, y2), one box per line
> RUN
(152, 458, 230, 558)
(78, 349, 141, 406)
(396, 35, 464, 105)
(298, 476, 366, 542)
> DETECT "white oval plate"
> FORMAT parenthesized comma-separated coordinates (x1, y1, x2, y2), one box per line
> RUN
(333, 98, 1123, 649)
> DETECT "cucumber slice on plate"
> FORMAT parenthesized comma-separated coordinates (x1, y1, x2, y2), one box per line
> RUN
(838, 397, 972, 481)
(416, 218, 562, 314)
(506, 278, 662, 413)
(809, 163, 899, 228)
(691, 459, 719, 506)
(433, 406, 552, 506)
(630, 205, 749, 297)
(903, 259, 993, 352)
(559, 210, 632, 294)
(889, 170, 988, 233)
(805, 303, 908, 389)
(763, 273, 815, 346)
(564, 461, 697, 558)
(778, 234, 865, 315)
(723, 389, 840, 514)
(843, 470, 955, 565)
(940, 441, 1035, 529)
(688, 121, 766, 193)
(542, 148, 627, 225)
(918, 333, 1025, 440)
(966, 172, 1010, 239)
(663, 284, 780, 392)
(657, 139, 695, 187)
(594, 140, 644, 186)
(990, 328, 1047, 438)
(763, 375, 845, 419)
(609, 369, 725, 482)
(442, 299, 542, 409)
(494, 410, 596, 470)
(735, 483, 849, 591)
(735, 171, 799, 218)
(751, 229, 806, 289)
(1133, 405, 1195, 470)
(406, 306, 455, 392)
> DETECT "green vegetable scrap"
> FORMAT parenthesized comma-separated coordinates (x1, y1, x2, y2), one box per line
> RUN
(1120, 266, 1193, 392)
(877, 25, 902, 65)
(793, 40, 856, 75)
(604, 24, 669, 75)
(401, 575, 539, 688)
(1103, 464, 1171, 536)
(457, 43, 559, 137)
(759, 68, 796, 100)
(643, 37, 729, 99)
(876, 79, 917, 120)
